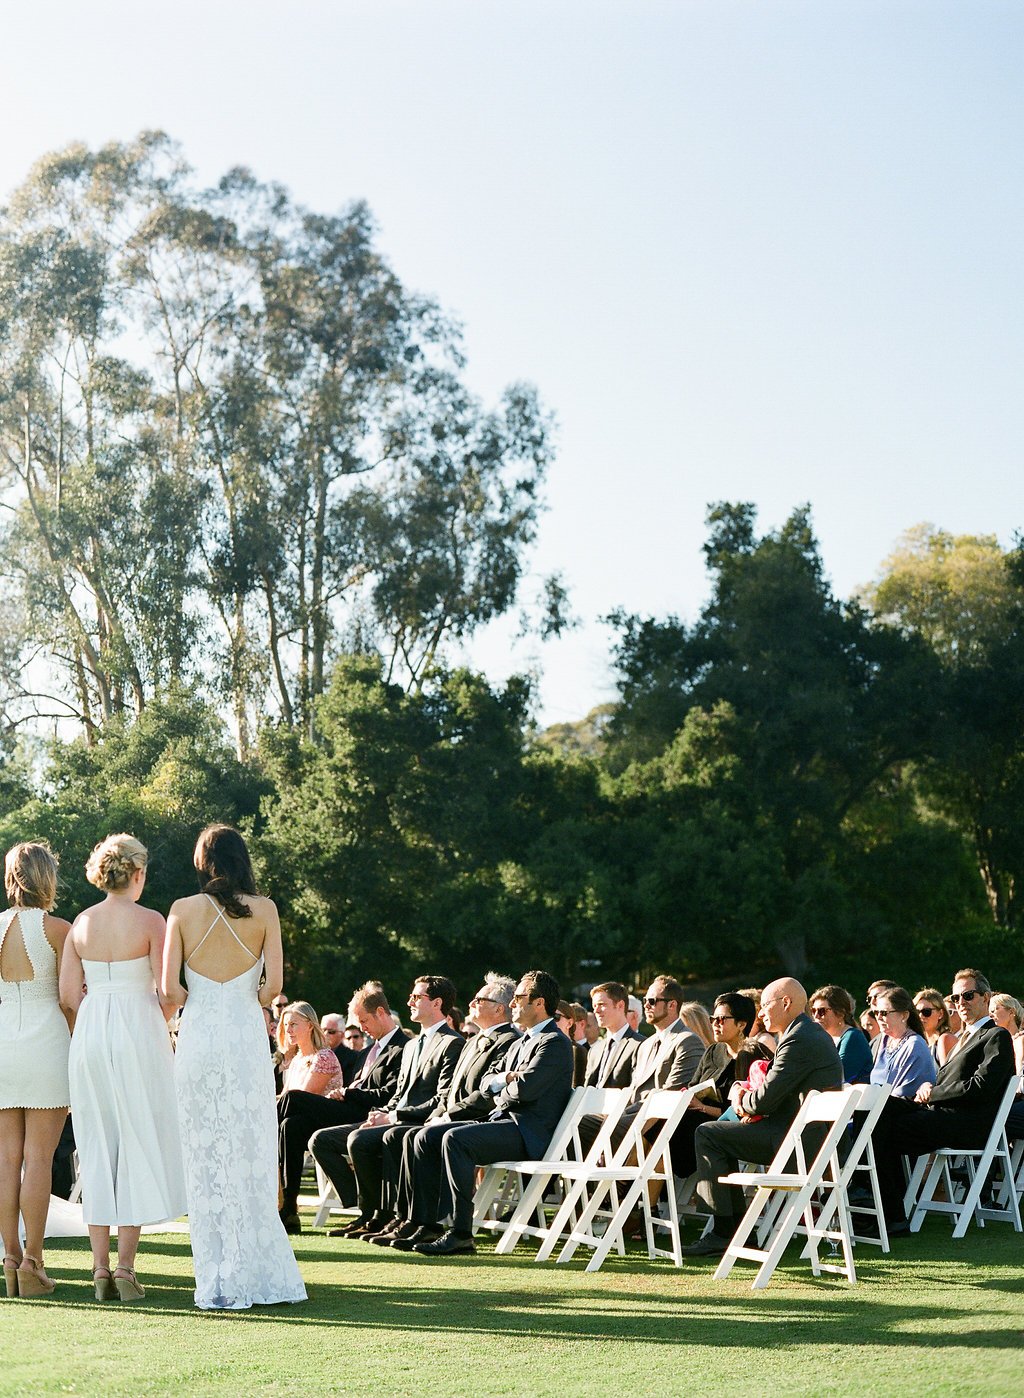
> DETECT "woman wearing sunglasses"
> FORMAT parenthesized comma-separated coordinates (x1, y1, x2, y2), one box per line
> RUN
(869, 986, 936, 1098)
(808, 985, 873, 1084)
(912, 987, 959, 1067)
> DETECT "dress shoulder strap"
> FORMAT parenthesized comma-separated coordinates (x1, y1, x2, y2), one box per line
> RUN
(185, 894, 260, 968)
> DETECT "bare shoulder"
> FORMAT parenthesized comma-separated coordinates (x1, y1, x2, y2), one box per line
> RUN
(246, 894, 279, 921)
(138, 904, 168, 932)
(168, 893, 206, 917)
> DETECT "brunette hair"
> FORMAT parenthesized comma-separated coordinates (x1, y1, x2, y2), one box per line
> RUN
(714, 992, 758, 1039)
(875, 985, 925, 1038)
(913, 987, 950, 1035)
(85, 834, 147, 892)
(194, 824, 257, 918)
(4, 842, 59, 910)
(810, 984, 858, 1029)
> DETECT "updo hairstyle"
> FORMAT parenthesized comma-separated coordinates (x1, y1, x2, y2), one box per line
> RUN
(4, 841, 59, 911)
(194, 824, 257, 919)
(86, 834, 148, 891)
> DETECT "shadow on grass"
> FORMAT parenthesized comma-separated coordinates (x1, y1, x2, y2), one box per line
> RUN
(39, 1234, 1024, 1351)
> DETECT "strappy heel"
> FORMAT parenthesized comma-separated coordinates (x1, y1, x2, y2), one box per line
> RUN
(16, 1256, 54, 1298)
(3, 1255, 20, 1298)
(93, 1266, 116, 1301)
(113, 1266, 145, 1302)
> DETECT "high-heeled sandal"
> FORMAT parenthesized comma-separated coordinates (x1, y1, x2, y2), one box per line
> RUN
(3, 1255, 21, 1298)
(16, 1256, 54, 1298)
(93, 1266, 116, 1302)
(113, 1266, 145, 1302)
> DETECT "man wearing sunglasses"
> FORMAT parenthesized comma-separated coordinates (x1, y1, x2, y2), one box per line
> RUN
(871, 966, 1015, 1234)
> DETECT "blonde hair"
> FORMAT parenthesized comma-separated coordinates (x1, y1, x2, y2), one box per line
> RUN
(679, 1001, 714, 1046)
(4, 842, 59, 910)
(276, 1001, 325, 1053)
(85, 833, 148, 892)
(990, 993, 1024, 1032)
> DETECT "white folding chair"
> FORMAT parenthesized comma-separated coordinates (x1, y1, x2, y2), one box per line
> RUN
(311, 1159, 358, 1228)
(714, 1088, 862, 1289)
(491, 1087, 632, 1255)
(68, 1150, 83, 1206)
(796, 1082, 891, 1254)
(908, 1072, 1023, 1238)
(532, 1083, 712, 1272)
(474, 1086, 597, 1235)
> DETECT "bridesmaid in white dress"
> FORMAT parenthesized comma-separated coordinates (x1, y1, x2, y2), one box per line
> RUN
(0, 842, 72, 1298)
(59, 834, 186, 1302)
(163, 824, 305, 1310)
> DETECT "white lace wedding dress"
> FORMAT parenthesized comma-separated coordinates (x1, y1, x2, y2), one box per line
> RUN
(174, 932, 305, 1310)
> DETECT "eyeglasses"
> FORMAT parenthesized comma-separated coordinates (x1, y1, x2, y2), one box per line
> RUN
(810, 1006, 830, 1019)
(949, 990, 978, 1004)
(642, 996, 667, 1008)
(710, 1015, 735, 1025)
(510, 992, 536, 1005)
(343, 1030, 364, 1040)
(914, 1006, 935, 1019)
(874, 1008, 898, 1019)
(408, 992, 431, 1002)
(470, 996, 500, 1007)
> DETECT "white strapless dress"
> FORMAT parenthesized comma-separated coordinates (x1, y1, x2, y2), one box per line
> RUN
(174, 956, 306, 1309)
(69, 956, 187, 1226)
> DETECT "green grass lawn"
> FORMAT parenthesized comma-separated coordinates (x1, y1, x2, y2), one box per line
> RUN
(2, 1214, 1022, 1397)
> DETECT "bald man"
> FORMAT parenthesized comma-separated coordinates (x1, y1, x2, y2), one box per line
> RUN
(682, 977, 843, 1256)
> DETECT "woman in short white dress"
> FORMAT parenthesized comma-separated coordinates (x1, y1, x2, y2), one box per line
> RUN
(0, 842, 72, 1299)
(59, 834, 186, 1302)
(163, 824, 305, 1310)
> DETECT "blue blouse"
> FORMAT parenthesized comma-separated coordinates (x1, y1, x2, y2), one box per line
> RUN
(870, 1031, 936, 1098)
(837, 1025, 873, 1084)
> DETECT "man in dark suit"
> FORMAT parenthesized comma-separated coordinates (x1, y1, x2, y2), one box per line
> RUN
(584, 981, 643, 1088)
(335, 976, 465, 1236)
(414, 969, 574, 1256)
(683, 976, 843, 1256)
(873, 966, 1015, 1232)
(278, 981, 405, 1230)
(374, 974, 520, 1249)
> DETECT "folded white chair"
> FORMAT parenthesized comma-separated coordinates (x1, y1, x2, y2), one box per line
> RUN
(474, 1086, 599, 1235)
(530, 1082, 714, 1272)
(714, 1087, 862, 1289)
(908, 1071, 1023, 1238)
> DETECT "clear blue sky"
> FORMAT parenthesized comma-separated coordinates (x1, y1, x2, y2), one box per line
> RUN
(3, 1, 1021, 724)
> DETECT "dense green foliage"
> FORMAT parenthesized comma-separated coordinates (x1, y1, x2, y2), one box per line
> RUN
(1, 135, 1022, 1011)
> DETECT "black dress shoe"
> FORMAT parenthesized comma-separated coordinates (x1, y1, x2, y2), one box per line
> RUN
(372, 1220, 416, 1247)
(362, 1216, 399, 1244)
(280, 1210, 301, 1235)
(327, 1215, 374, 1238)
(391, 1224, 444, 1252)
(680, 1233, 729, 1257)
(415, 1228, 476, 1257)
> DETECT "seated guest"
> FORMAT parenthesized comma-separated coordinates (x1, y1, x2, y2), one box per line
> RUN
(683, 977, 843, 1256)
(988, 993, 1024, 1076)
(343, 1023, 366, 1054)
(374, 974, 520, 1249)
(861, 1008, 880, 1041)
(912, 988, 958, 1066)
(870, 987, 936, 1098)
(576, 975, 705, 1156)
(312, 976, 462, 1237)
(865, 980, 899, 1060)
(872, 967, 1015, 1233)
(566, 1002, 590, 1086)
(738, 987, 776, 1052)
(671, 992, 772, 1179)
(626, 994, 643, 1034)
(679, 1002, 713, 1047)
(413, 970, 574, 1256)
(810, 985, 872, 1083)
(277, 982, 405, 1229)
(278, 1002, 341, 1094)
(320, 1012, 361, 1085)
(584, 982, 643, 1088)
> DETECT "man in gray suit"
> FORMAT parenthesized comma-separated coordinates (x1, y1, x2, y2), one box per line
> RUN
(683, 976, 842, 1256)
(577, 973, 705, 1154)
(584, 981, 643, 1088)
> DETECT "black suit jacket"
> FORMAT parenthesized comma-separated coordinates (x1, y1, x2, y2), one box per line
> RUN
(387, 1023, 464, 1123)
(739, 1013, 843, 1126)
(584, 1027, 643, 1088)
(430, 1023, 520, 1122)
(928, 1020, 1014, 1124)
(492, 1021, 574, 1157)
(340, 1032, 406, 1115)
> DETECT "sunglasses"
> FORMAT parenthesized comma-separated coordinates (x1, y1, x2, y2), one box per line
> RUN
(914, 1006, 935, 1019)
(949, 990, 978, 1004)
(811, 1006, 830, 1019)
(710, 1015, 735, 1025)
(642, 996, 667, 1008)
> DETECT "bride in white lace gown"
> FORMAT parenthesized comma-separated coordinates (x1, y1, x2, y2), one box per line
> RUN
(163, 825, 305, 1311)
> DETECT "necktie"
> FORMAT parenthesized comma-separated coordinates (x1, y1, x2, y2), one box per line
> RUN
(597, 1036, 613, 1085)
(396, 1033, 426, 1109)
(354, 1037, 381, 1084)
